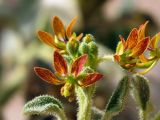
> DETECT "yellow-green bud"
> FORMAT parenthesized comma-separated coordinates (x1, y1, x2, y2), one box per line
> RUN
(79, 42, 89, 54)
(66, 38, 79, 57)
(82, 34, 95, 43)
(88, 41, 98, 56)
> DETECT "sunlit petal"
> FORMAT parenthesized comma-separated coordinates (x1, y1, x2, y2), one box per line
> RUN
(131, 37, 150, 57)
(34, 67, 64, 85)
(150, 32, 160, 49)
(126, 28, 138, 49)
(79, 73, 103, 87)
(66, 17, 77, 38)
(76, 33, 83, 41)
(54, 51, 68, 75)
(52, 16, 66, 39)
(37, 31, 58, 48)
(71, 54, 88, 77)
(119, 35, 126, 48)
(138, 21, 148, 41)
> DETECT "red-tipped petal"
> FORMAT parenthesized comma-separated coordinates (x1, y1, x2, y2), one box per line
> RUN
(54, 51, 68, 76)
(34, 67, 64, 85)
(126, 28, 138, 49)
(71, 54, 88, 77)
(66, 17, 77, 38)
(79, 73, 103, 87)
(52, 16, 66, 39)
(138, 21, 148, 41)
(37, 31, 58, 48)
(131, 37, 150, 57)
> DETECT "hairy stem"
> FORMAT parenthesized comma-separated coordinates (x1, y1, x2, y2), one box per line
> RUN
(57, 110, 67, 120)
(76, 85, 95, 120)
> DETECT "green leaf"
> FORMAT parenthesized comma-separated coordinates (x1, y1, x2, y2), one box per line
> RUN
(131, 74, 150, 120)
(23, 95, 66, 120)
(132, 74, 150, 111)
(102, 76, 130, 120)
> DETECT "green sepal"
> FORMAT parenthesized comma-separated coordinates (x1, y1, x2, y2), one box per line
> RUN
(23, 95, 66, 120)
(102, 76, 130, 119)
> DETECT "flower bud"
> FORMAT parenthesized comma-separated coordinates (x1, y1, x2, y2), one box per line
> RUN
(66, 38, 79, 57)
(82, 34, 95, 43)
(88, 41, 98, 56)
(79, 42, 89, 54)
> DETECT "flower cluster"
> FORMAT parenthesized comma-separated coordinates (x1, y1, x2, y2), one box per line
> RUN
(35, 16, 103, 101)
(114, 21, 160, 74)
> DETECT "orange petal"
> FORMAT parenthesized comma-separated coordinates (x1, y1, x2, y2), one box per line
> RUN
(34, 67, 64, 85)
(119, 35, 126, 48)
(54, 51, 68, 75)
(139, 54, 148, 63)
(150, 32, 160, 49)
(76, 33, 83, 41)
(71, 54, 88, 77)
(66, 17, 77, 38)
(79, 73, 103, 87)
(126, 28, 138, 49)
(114, 55, 121, 62)
(138, 21, 148, 41)
(52, 16, 66, 40)
(37, 31, 58, 48)
(131, 37, 150, 57)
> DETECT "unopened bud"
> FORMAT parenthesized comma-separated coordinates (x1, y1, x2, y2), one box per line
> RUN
(82, 34, 95, 43)
(88, 41, 98, 56)
(79, 42, 89, 54)
(66, 38, 79, 57)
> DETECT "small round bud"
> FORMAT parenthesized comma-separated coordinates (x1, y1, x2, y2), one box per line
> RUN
(88, 41, 98, 56)
(79, 42, 89, 54)
(82, 34, 95, 43)
(66, 38, 79, 57)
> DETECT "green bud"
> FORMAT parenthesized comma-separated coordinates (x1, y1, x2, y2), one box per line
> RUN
(79, 42, 89, 54)
(54, 36, 66, 49)
(88, 41, 98, 56)
(66, 38, 79, 57)
(82, 34, 95, 43)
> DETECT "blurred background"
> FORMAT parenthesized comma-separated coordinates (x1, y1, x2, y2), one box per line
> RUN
(0, 0, 160, 120)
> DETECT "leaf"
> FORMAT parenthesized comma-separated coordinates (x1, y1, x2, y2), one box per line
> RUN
(23, 95, 66, 120)
(103, 76, 129, 119)
(131, 74, 150, 111)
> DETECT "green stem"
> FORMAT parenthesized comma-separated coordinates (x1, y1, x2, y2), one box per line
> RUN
(99, 55, 114, 63)
(76, 85, 95, 120)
